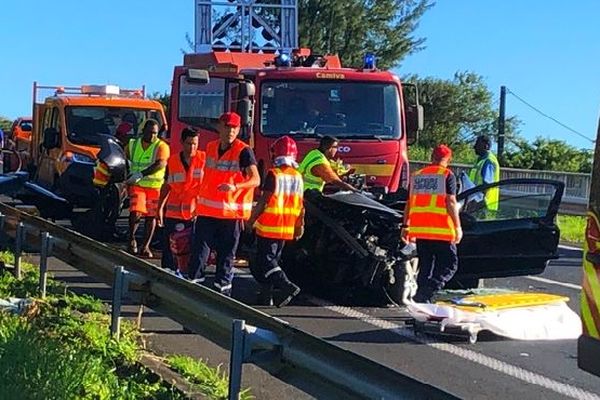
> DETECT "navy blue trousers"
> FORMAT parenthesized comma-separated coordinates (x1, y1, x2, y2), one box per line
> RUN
(415, 239, 458, 300)
(189, 216, 241, 294)
(250, 236, 292, 289)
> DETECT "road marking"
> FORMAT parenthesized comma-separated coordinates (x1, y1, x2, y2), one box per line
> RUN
(525, 276, 582, 290)
(308, 296, 599, 400)
(560, 245, 583, 251)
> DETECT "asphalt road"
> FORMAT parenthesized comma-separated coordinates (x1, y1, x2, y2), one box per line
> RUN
(53, 241, 600, 399)
(5, 202, 598, 399)
(262, 246, 600, 399)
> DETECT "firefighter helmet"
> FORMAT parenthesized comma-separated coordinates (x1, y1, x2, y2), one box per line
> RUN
(271, 135, 298, 160)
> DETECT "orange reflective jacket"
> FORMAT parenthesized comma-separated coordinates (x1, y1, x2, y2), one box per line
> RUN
(255, 166, 304, 240)
(93, 160, 110, 187)
(407, 165, 456, 242)
(196, 139, 254, 220)
(165, 151, 206, 220)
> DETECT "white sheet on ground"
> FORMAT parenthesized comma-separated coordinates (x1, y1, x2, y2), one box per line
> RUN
(407, 300, 582, 340)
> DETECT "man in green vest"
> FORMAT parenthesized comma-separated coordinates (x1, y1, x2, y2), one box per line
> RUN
(469, 135, 500, 210)
(125, 119, 170, 257)
(298, 136, 358, 192)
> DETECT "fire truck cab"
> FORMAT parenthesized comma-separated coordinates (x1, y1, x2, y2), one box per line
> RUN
(168, 0, 422, 193)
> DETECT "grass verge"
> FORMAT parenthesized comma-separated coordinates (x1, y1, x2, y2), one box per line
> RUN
(167, 355, 254, 400)
(557, 214, 586, 245)
(0, 252, 253, 400)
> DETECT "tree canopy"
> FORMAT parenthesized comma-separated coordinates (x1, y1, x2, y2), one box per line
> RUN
(406, 71, 520, 148)
(298, 0, 433, 69)
(504, 137, 593, 173)
(0, 117, 12, 132)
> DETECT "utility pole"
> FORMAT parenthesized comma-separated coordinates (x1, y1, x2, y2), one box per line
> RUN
(497, 85, 506, 164)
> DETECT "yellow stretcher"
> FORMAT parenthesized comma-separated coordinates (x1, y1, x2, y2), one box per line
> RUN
(438, 292, 570, 312)
(408, 291, 575, 344)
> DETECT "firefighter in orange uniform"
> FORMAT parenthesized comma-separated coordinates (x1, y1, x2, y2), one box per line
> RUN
(248, 136, 304, 307)
(402, 144, 462, 303)
(157, 127, 205, 277)
(190, 112, 260, 296)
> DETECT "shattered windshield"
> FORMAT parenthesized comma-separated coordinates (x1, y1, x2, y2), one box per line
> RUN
(260, 81, 402, 139)
(66, 107, 164, 146)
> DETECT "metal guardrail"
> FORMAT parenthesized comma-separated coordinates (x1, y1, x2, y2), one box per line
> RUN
(0, 202, 458, 400)
(411, 161, 589, 215)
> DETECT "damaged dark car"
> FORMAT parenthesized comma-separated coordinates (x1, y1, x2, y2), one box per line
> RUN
(282, 178, 564, 305)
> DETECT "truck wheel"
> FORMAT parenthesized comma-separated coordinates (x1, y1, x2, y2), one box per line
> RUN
(79, 185, 124, 241)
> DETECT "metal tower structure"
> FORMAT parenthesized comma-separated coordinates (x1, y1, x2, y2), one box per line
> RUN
(194, 0, 298, 53)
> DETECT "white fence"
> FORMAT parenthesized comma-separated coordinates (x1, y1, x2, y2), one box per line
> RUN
(411, 161, 590, 215)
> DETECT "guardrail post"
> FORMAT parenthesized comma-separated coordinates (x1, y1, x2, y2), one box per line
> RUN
(111, 265, 128, 340)
(228, 319, 246, 400)
(39, 232, 52, 298)
(228, 320, 281, 400)
(14, 222, 24, 279)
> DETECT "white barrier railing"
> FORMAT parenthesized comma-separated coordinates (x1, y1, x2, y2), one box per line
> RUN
(411, 161, 589, 215)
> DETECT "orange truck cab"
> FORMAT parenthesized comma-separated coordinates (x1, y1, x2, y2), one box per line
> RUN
(28, 83, 166, 225)
(11, 116, 33, 151)
(167, 0, 423, 193)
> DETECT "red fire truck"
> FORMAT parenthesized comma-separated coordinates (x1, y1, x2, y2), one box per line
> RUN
(168, 0, 422, 192)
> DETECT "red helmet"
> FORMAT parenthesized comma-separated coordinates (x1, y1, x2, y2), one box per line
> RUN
(271, 135, 298, 160)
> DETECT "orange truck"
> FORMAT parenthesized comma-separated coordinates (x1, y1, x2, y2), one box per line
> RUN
(11, 116, 33, 151)
(167, 0, 422, 193)
(25, 83, 166, 236)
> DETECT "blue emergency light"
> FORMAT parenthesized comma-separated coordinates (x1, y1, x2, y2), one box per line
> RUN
(275, 52, 292, 67)
(363, 53, 376, 70)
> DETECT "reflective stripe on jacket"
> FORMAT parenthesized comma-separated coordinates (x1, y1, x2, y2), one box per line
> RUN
(254, 166, 304, 240)
(165, 151, 206, 220)
(298, 149, 330, 191)
(407, 165, 456, 242)
(93, 160, 110, 187)
(128, 138, 167, 189)
(469, 152, 500, 211)
(196, 139, 254, 220)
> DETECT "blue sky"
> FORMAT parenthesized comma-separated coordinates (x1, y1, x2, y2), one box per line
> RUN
(1, 0, 598, 149)
(397, 0, 600, 149)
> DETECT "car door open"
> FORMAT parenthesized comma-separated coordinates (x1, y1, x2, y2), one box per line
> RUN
(454, 178, 564, 283)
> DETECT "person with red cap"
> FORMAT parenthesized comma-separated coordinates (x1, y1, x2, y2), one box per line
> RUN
(247, 135, 303, 307)
(401, 144, 462, 303)
(190, 111, 260, 296)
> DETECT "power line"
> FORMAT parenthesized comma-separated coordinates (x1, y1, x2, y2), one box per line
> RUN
(505, 87, 595, 143)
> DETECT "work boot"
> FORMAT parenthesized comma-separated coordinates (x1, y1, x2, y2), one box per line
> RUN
(275, 282, 300, 308)
(128, 239, 138, 255)
(257, 285, 274, 306)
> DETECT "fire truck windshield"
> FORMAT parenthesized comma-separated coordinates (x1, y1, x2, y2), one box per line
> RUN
(66, 107, 164, 146)
(260, 81, 401, 139)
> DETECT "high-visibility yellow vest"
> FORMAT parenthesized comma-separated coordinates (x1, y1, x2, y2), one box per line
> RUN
(407, 165, 457, 242)
(298, 149, 330, 191)
(254, 166, 304, 240)
(582, 211, 600, 340)
(469, 152, 500, 211)
(128, 138, 167, 189)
